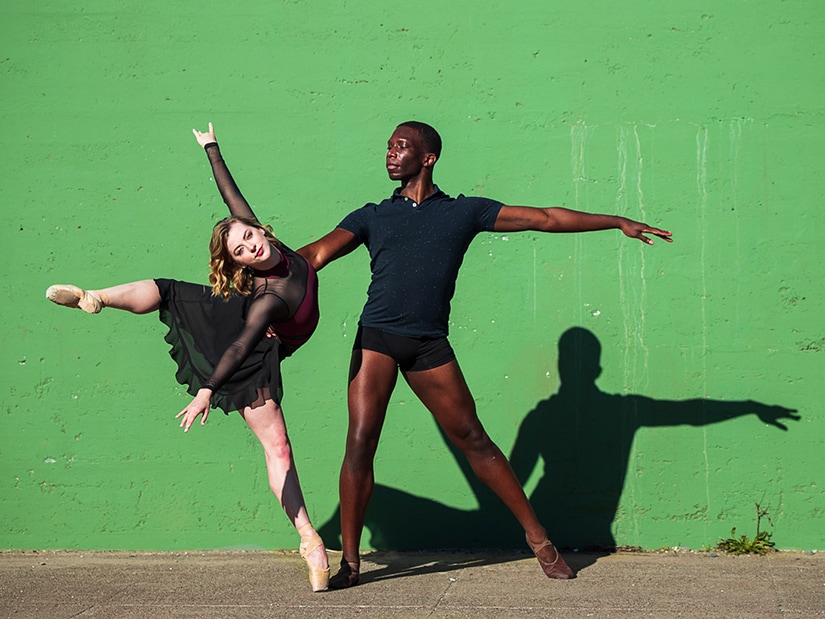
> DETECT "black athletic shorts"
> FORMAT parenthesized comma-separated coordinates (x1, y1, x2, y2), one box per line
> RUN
(351, 325, 456, 374)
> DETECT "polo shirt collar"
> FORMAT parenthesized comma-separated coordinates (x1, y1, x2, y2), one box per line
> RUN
(390, 185, 448, 204)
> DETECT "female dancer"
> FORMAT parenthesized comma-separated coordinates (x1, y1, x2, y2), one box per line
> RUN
(46, 124, 330, 592)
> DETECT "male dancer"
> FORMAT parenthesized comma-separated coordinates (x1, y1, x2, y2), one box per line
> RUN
(298, 121, 672, 587)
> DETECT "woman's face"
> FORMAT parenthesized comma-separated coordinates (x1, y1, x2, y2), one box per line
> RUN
(225, 221, 272, 268)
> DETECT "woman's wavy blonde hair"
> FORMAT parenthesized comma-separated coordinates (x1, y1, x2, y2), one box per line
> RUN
(209, 216, 283, 299)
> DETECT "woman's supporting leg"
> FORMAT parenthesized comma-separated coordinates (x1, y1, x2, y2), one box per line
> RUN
(240, 391, 329, 591)
(46, 280, 161, 314)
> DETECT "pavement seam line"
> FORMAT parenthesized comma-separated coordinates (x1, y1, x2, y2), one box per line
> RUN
(428, 574, 458, 615)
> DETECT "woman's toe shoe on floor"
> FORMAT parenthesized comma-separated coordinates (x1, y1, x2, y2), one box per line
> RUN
(298, 526, 329, 592)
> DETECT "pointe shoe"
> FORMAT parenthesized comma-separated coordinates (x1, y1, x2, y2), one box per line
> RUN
(328, 558, 360, 589)
(46, 285, 105, 314)
(298, 525, 329, 592)
(526, 534, 575, 579)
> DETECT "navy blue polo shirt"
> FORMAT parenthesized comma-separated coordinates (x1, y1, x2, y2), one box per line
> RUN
(338, 187, 503, 338)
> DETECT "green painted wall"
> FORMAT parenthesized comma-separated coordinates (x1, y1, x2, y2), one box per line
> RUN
(2, 1, 822, 552)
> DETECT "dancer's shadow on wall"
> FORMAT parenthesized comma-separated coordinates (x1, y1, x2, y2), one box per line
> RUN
(317, 327, 799, 559)
(507, 327, 799, 551)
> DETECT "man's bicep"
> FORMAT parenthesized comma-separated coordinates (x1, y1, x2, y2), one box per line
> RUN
(493, 205, 552, 232)
(298, 227, 360, 270)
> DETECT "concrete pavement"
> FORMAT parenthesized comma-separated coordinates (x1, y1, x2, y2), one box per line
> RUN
(1, 548, 823, 618)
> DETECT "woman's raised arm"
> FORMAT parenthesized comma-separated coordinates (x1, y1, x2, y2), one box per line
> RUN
(193, 123, 257, 221)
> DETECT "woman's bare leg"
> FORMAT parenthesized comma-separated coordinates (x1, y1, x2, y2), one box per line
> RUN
(240, 390, 329, 587)
(96, 280, 161, 313)
(46, 280, 161, 314)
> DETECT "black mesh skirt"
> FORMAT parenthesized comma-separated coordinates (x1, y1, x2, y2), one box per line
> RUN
(155, 278, 283, 414)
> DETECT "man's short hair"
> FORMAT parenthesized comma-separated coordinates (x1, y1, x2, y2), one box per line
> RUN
(397, 121, 442, 159)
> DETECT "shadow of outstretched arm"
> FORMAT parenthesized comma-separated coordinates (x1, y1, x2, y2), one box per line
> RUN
(633, 396, 800, 431)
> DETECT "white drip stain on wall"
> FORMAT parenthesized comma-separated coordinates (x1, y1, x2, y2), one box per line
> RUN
(615, 123, 654, 544)
(727, 118, 750, 348)
(695, 122, 712, 535)
(571, 121, 665, 545)
(532, 245, 537, 324)
(570, 120, 593, 326)
(617, 124, 650, 395)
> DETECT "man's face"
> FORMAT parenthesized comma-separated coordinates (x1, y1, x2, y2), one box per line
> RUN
(386, 125, 428, 181)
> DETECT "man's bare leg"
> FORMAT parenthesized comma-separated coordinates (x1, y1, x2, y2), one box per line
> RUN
(404, 360, 574, 579)
(330, 349, 398, 588)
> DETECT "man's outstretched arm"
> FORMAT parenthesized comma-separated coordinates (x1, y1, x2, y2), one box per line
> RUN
(494, 205, 672, 245)
(297, 227, 361, 271)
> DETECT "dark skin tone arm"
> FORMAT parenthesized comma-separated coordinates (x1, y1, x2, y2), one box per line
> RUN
(298, 228, 361, 272)
(494, 205, 673, 244)
(297, 206, 672, 274)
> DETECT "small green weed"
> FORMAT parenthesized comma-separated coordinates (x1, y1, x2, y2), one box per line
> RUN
(715, 502, 776, 555)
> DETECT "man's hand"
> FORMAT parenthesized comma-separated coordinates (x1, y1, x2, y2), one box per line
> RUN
(619, 219, 673, 245)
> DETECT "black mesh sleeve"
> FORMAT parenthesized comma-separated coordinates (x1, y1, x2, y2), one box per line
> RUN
(204, 143, 258, 221)
(201, 293, 290, 393)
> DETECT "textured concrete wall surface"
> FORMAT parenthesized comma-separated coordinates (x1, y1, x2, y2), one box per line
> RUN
(2, 1, 822, 551)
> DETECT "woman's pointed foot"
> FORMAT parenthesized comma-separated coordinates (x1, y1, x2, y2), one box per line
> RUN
(46, 285, 105, 314)
(298, 525, 329, 592)
(329, 558, 360, 589)
(526, 533, 575, 579)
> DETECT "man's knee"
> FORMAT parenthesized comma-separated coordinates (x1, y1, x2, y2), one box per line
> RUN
(345, 423, 382, 459)
(451, 422, 495, 454)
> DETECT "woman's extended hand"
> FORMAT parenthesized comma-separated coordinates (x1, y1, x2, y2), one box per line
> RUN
(192, 122, 217, 149)
(176, 388, 214, 432)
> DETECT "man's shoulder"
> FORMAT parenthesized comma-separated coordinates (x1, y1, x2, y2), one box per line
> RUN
(338, 198, 390, 232)
(447, 192, 502, 205)
(358, 195, 394, 210)
(446, 193, 505, 220)
(343, 197, 387, 216)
